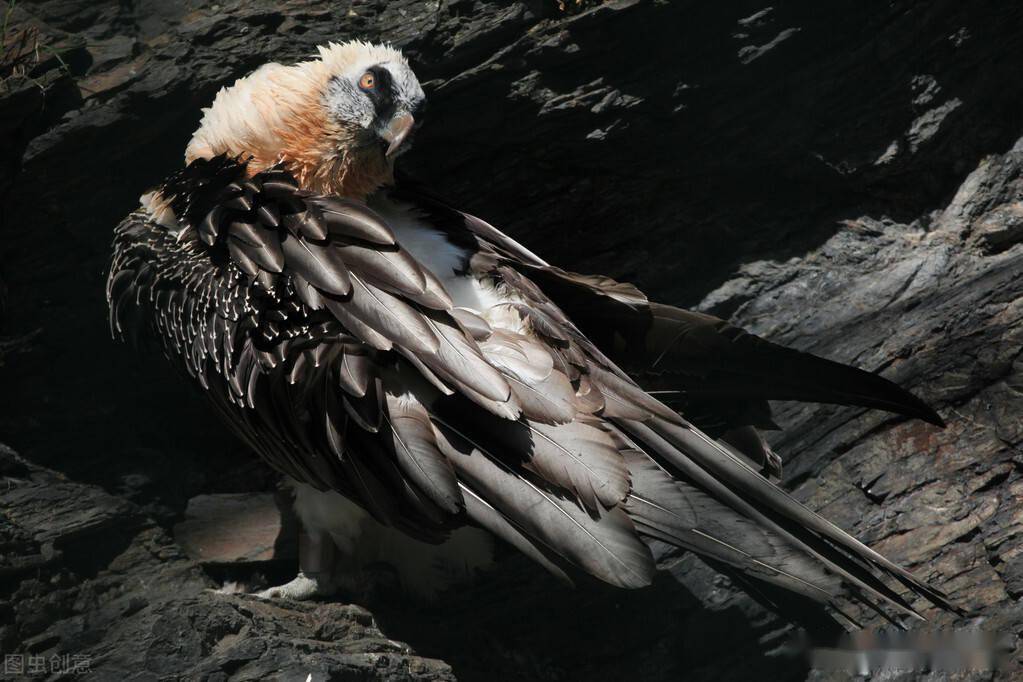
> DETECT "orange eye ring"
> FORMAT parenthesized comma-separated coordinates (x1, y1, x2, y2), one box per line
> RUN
(358, 72, 375, 91)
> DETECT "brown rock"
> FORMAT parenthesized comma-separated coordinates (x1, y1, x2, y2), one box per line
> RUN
(173, 493, 298, 564)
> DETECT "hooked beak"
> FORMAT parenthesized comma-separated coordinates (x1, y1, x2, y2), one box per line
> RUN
(381, 112, 415, 158)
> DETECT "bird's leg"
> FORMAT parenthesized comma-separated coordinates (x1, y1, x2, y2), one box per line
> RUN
(255, 527, 338, 601)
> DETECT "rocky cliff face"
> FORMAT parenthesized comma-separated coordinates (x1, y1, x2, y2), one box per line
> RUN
(2, 1, 1023, 679)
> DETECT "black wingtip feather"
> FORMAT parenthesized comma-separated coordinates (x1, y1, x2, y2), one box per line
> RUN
(682, 326, 948, 429)
(773, 348, 947, 428)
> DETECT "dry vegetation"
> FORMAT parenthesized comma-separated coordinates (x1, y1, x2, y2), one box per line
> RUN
(1, 1, 69, 92)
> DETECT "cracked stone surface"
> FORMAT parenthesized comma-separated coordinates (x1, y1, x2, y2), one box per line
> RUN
(0, 445, 454, 680)
(2, 0, 1023, 680)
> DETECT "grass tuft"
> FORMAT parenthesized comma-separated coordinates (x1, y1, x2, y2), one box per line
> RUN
(1, 0, 73, 93)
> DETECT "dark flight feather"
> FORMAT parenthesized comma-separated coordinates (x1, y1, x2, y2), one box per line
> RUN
(384, 393, 463, 513)
(520, 418, 631, 511)
(279, 234, 352, 297)
(622, 449, 842, 602)
(459, 483, 572, 584)
(315, 197, 397, 245)
(432, 416, 655, 589)
(335, 242, 428, 299)
(325, 274, 439, 354)
(418, 308, 513, 406)
(648, 416, 954, 609)
(337, 345, 373, 397)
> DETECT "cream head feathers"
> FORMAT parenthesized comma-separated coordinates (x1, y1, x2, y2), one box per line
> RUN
(185, 41, 425, 199)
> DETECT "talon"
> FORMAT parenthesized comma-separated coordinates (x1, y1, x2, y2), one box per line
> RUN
(254, 571, 336, 601)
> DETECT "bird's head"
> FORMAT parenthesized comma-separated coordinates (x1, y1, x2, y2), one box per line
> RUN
(185, 41, 426, 199)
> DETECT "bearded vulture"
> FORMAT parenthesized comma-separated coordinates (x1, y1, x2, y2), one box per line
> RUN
(108, 41, 954, 622)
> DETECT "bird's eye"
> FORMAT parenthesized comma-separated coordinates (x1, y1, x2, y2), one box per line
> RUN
(358, 72, 375, 91)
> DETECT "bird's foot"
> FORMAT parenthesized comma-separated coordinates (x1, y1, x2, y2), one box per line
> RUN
(255, 571, 337, 601)
(255, 525, 338, 601)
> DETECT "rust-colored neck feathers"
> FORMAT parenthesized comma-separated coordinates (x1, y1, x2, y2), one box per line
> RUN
(252, 108, 392, 201)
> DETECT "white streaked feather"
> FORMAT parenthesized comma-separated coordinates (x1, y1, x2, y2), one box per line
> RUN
(140, 191, 178, 230)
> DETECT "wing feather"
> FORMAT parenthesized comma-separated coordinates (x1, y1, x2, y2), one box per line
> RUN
(418, 309, 514, 405)
(432, 416, 655, 589)
(520, 419, 630, 511)
(384, 393, 463, 514)
(459, 483, 571, 584)
(324, 274, 439, 354)
(279, 234, 352, 296)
